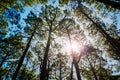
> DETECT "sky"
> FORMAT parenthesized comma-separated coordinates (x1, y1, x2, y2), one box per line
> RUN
(117, 13, 120, 29)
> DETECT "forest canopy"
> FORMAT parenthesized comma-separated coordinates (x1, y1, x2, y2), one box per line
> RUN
(0, 0, 120, 80)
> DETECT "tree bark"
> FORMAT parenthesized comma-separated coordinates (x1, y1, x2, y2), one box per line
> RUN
(73, 58, 82, 80)
(12, 28, 36, 80)
(40, 26, 52, 80)
(59, 61, 62, 80)
(70, 62, 73, 80)
(20, 55, 29, 79)
(97, 0, 120, 10)
(46, 60, 50, 80)
(66, 27, 82, 80)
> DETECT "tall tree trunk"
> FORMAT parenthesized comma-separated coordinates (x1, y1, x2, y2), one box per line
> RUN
(59, 59, 62, 80)
(76, 1, 120, 56)
(40, 26, 52, 80)
(73, 58, 82, 80)
(70, 62, 73, 80)
(97, 0, 120, 9)
(66, 27, 82, 80)
(12, 28, 36, 80)
(20, 55, 29, 79)
(46, 60, 50, 80)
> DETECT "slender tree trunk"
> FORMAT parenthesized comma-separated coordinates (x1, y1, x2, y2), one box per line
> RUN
(59, 60, 62, 80)
(20, 56, 29, 79)
(40, 26, 52, 80)
(55, 67, 57, 79)
(73, 58, 82, 80)
(66, 27, 82, 80)
(46, 60, 50, 80)
(12, 28, 36, 80)
(76, 1, 120, 55)
(70, 62, 73, 80)
(97, 0, 120, 9)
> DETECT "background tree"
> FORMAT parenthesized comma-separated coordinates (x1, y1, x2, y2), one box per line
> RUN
(79, 48, 112, 80)
(58, 17, 92, 80)
(48, 53, 71, 80)
(12, 11, 42, 80)
(73, 0, 120, 59)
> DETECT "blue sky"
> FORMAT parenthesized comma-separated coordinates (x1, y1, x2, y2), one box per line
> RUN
(117, 13, 120, 29)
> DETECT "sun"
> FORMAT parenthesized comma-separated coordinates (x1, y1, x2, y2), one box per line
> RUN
(61, 38, 81, 55)
(71, 41, 79, 53)
(59, 35, 85, 55)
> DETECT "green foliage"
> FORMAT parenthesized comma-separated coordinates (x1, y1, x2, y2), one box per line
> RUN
(79, 48, 111, 80)
(17, 69, 37, 80)
(49, 53, 71, 79)
(20, 0, 48, 7)
(0, 16, 8, 37)
(0, 67, 9, 79)
(66, 76, 75, 80)
(0, 17, 8, 28)
(59, 0, 70, 4)
(0, 68, 37, 80)
(106, 24, 119, 38)
(0, 0, 49, 14)
(0, 0, 17, 13)
(0, 35, 25, 74)
(14, 3, 22, 11)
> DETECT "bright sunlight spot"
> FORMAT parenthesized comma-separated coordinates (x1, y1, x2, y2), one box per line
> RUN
(71, 41, 79, 53)
(61, 38, 83, 55)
